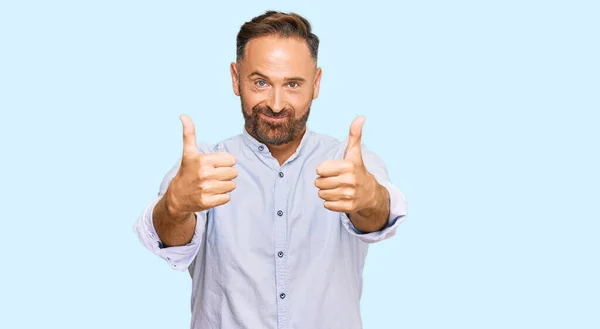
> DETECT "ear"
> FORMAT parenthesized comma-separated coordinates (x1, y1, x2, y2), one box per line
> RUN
(230, 62, 240, 96)
(312, 67, 322, 100)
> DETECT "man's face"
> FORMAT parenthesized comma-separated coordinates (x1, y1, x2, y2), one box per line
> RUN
(230, 35, 322, 146)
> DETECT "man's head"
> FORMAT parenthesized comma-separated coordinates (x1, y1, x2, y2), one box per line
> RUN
(230, 11, 322, 146)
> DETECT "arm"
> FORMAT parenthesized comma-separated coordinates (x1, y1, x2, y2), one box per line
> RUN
(133, 115, 236, 269)
(342, 146, 407, 243)
(315, 147, 406, 242)
(315, 116, 407, 243)
(132, 159, 207, 270)
(152, 188, 197, 247)
(134, 154, 235, 270)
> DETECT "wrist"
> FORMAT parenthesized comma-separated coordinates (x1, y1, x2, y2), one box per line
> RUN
(163, 187, 188, 221)
(357, 175, 383, 216)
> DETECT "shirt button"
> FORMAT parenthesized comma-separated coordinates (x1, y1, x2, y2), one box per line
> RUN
(280, 293, 286, 299)
(278, 172, 284, 178)
(277, 210, 283, 217)
(278, 251, 284, 258)
(258, 145, 264, 151)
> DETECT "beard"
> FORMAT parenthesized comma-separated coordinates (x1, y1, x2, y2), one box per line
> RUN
(241, 95, 311, 146)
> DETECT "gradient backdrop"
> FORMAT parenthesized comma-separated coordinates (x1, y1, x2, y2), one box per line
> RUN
(1, 1, 598, 328)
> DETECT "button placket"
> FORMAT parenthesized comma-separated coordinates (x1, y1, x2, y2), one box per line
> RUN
(273, 164, 289, 327)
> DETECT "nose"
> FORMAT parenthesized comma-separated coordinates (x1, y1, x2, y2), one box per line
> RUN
(267, 87, 285, 113)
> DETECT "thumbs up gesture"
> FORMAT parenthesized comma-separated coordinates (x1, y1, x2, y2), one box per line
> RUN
(165, 115, 238, 216)
(315, 116, 379, 214)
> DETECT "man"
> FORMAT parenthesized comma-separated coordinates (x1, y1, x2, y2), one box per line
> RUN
(134, 10, 407, 329)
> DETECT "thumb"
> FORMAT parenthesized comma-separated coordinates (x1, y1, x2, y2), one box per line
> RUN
(180, 114, 198, 154)
(344, 115, 366, 160)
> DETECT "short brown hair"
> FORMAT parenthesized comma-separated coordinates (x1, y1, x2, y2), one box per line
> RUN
(236, 10, 320, 62)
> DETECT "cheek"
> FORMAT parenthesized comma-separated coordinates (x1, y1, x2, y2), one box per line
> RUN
(241, 92, 263, 111)
(288, 92, 313, 114)
(242, 83, 269, 102)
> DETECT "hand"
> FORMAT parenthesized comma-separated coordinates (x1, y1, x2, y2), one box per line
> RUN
(315, 116, 379, 214)
(165, 114, 238, 217)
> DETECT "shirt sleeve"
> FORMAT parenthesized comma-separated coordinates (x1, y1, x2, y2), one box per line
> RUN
(133, 143, 213, 270)
(339, 142, 408, 244)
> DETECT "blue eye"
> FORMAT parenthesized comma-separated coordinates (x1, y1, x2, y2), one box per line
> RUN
(289, 82, 298, 88)
(257, 80, 267, 87)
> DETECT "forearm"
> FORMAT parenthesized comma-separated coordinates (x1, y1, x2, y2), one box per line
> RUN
(348, 183, 390, 233)
(152, 191, 197, 247)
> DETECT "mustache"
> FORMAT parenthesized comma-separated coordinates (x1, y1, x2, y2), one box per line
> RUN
(253, 104, 293, 118)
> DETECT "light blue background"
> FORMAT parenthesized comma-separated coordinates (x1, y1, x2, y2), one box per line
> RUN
(1, 1, 598, 328)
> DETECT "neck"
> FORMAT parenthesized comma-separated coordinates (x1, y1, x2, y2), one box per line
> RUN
(252, 128, 306, 166)
(269, 131, 305, 165)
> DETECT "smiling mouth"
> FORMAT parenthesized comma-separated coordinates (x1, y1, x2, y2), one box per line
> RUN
(260, 113, 288, 122)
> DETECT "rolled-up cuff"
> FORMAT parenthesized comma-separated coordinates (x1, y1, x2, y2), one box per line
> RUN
(133, 196, 204, 270)
(341, 182, 407, 244)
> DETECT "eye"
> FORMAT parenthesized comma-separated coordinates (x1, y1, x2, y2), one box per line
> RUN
(288, 81, 299, 88)
(256, 80, 268, 87)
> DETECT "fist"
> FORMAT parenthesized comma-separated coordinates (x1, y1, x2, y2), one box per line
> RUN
(166, 114, 238, 215)
(315, 116, 378, 213)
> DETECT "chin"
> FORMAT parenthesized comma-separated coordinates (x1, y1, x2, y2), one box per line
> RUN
(256, 129, 295, 146)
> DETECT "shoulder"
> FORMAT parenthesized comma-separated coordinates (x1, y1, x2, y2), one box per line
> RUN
(303, 131, 345, 159)
(309, 131, 343, 148)
(308, 130, 386, 165)
(214, 134, 244, 150)
(192, 134, 244, 154)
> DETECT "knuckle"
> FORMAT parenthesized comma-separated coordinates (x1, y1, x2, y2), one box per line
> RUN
(198, 194, 207, 207)
(199, 180, 211, 191)
(198, 170, 209, 180)
(197, 154, 209, 166)
(345, 175, 356, 186)
(344, 188, 354, 198)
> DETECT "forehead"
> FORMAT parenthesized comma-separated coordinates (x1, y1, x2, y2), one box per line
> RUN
(241, 35, 315, 78)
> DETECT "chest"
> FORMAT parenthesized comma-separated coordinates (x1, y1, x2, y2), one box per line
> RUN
(205, 156, 342, 251)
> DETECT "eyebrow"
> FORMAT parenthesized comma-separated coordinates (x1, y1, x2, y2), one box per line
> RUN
(248, 71, 306, 82)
